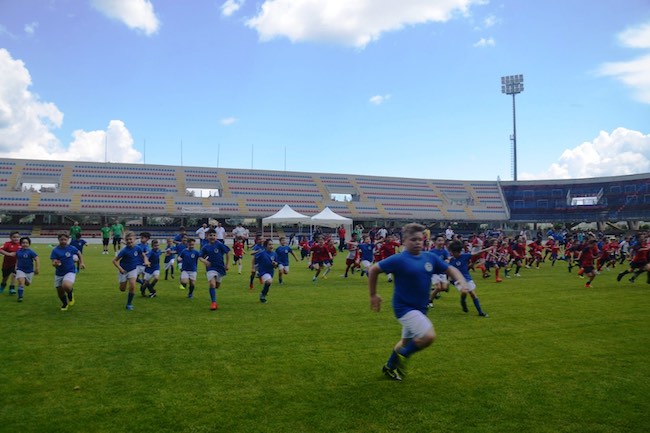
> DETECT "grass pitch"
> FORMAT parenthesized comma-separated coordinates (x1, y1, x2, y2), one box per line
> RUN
(1, 243, 648, 433)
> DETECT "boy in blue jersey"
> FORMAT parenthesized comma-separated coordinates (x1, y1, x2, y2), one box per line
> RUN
(15, 237, 39, 302)
(369, 223, 467, 381)
(357, 235, 375, 277)
(447, 240, 491, 317)
(428, 234, 451, 307)
(50, 233, 84, 311)
(199, 229, 231, 310)
(249, 234, 264, 290)
(141, 239, 162, 298)
(178, 238, 200, 298)
(113, 232, 150, 310)
(135, 232, 151, 286)
(275, 236, 298, 284)
(70, 233, 87, 272)
(257, 239, 278, 303)
(163, 238, 177, 280)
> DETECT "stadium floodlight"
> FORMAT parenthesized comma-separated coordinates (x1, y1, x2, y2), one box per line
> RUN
(501, 74, 524, 181)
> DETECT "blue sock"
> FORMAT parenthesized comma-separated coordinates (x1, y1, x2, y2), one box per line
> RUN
(473, 297, 484, 315)
(189, 283, 195, 295)
(398, 339, 422, 358)
(127, 292, 134, 305)
(387, 350, 399, 369)
(17, 286, 24, 297)
(262, 283, 271, 296)
(461, 295, 468, 311)
(209, 287, 216, 302)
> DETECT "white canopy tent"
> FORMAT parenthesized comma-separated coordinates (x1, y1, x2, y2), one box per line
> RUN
(262, 204, 311, 238)
(310, 207, 353, 245)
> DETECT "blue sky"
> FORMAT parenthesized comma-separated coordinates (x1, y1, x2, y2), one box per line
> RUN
(0, 0, 649, 181)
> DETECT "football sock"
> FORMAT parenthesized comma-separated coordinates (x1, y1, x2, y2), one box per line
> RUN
(279, 276, 283, 284)
(189, 283, 195, 296)
(398, 339, 422, 358)
(127, 292, 134, 305)
(209, 287, 216, 303)
(67, 288, 74, 301)
(9, 285, 15, 292)
(473, 297, 485, 315)
(59, 293, 68, 305)
(262, 282, 271, 297)
(386, 350, 399, 369)
(17, 286, 24, 298)
(249, 274, 255, 286)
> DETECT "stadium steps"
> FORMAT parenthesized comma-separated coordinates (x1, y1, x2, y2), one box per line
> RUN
(31, 225, 42, 236)
(312, 176, 331, 200)
(217, 172, 231, 197)
(175, 170, 186, 195)
(70, 194, 82, 213)
(27, 192, 40, 211)
(59, 166, 72, 193)
(237, 198, 247, 214)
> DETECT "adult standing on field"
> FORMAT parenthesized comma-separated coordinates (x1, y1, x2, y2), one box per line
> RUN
(100, 223, 111, 254)
(215, 221, 226, 244)
(111, 220, 125, 253)
(368, 223, 468, 381)
(70, 221, 82, 239)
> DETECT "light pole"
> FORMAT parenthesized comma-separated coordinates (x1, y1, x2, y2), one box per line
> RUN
(501, 74, 524, 181)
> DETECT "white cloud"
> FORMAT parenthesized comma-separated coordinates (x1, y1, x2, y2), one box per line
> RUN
(598, 21, 650, 104)
(246, 0, 483, 48)
(483, 14, 497, 28)
(520, 128, 650, 180)
(369, 94, 390, 105)
(221, 0, 245, 17)
(220, 117, 238, 126)
(0, 48, 142, 163)
(91, 0, 160, 35)
(24, 22, 38, 35)
(473, 37, 494, 47)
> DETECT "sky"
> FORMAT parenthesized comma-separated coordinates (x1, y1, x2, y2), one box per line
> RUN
(0, 0, 649, 182)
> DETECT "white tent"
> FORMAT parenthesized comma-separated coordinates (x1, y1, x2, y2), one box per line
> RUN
(310, 207, 352, 228)
(262, 204, 311, 238)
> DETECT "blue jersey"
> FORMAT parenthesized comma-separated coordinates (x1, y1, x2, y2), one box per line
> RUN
(137, 242, 150, 266)
(179, 248, 199, 272)
(358, 243, 374, 262)
(176, 243, 187, 258)
(274, 245, 293, 266)
(50, 245, 80, 276)
(145, 249, 162, 273)
(430, 247, 450, 262)
(256, 250, 277, 277)
(164, 245, 177, 263)
(201, 242, 230, 274)
(378, 251, 449, 318)
(70, 238, 87, 253)
(116, 245, 144, 272)
(16, 247, 38, 273)
(448, 253, 473, 281)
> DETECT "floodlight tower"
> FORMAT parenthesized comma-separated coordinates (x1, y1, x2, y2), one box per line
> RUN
(501, 74, 524, 181)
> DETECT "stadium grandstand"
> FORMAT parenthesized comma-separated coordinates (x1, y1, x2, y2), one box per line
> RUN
(0, 157, 648, 235)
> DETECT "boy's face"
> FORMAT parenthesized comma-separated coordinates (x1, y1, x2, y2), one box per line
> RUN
(20, 239, 30, 248)
(280, 239, 286, 246)
(58, 236, 69, 246)
(167, 239, 173, 246)
(207, 232, 217, 242)
(152, 242, 159, 251)
(10, 233, 20, 243)
(403, 232, 423, 255)
(266, 242, 274, 251)
(140, 236, 149, 244)
(187, 241, 195, 249)
(125, 236, 135, 247)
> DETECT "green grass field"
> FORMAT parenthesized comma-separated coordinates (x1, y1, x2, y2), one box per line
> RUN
(1, 242, 649, 433)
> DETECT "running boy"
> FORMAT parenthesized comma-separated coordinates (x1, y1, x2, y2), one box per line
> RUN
(15, 236, 39, 302)
(113, 232, 149, 310)
(51, 233, 84, 310)
(199, 229, 231, 310)
(369, 223, 468, 381)
(275, 236, 298, 284)
(447, 240, 490, 317)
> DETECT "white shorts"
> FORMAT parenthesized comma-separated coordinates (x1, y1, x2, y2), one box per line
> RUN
(118, 269, 139, 283)
(260, 273, 273, 283)
(16, 270, 34, 284)
(164, 258, 175, 270)
(206, 270, 224, 283)
(361, 260, 372, 269)
(398, 310, 434, 339)
(431, 274, 448, 285)
(454, 280, 477, 292)
(181, 271, 197, 281)
(55, 272, 76, 287)
(144, 270, 160, 280)
(136, 265, 146, 275)
(278, 264, 289, 272)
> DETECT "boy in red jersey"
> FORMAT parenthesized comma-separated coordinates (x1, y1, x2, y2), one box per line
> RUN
(380, 234, 401, 282)
(309, 237, 332, 282)
(577, 238, 599, 287)
(232, 236, 245, 274)
(616, 234, 649, 283)
(343, 233, 359, 277)
(0, 231, 21, 294)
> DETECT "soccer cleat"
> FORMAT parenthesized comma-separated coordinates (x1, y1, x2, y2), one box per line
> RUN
(259, 294, 267, 304)
(210, 302, 218, 311)
(249, 283, 254, 290)
(9, 288, 16, 295)
(188, 293, 193, 299)
(125, 304, 134, 311)
(387, 277, 393, 282)
(495, 278, 503, 283)
(461, 301, 468, 313)
(616, 273, 624, 282)
(479, 312, 489, 317)
(515, 273, 521, 277)
(395, 353, 408, 377)
(17, 296, 23, 302)
(629, 277, 636, 283)
(427, 302, 433, 309)
(382, 365, 402, 381)
(584, 283, 591, 288)
(68, 295, 75, 307)
(149, 292, 157, 298)
(179, 285, 185, 290)
(61, 303, 69, 311)
(140, 288, 147, 297)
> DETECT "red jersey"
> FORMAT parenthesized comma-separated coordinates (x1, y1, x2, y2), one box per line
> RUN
(232, 241, 244, 257)
(310, 244, 331, 263)
(1, 240, 20, 269)
(381, 240, 400, 258)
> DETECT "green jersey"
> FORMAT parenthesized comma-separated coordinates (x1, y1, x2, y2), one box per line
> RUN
(101, 226, 111, 239)
(111, 223, 124, 237)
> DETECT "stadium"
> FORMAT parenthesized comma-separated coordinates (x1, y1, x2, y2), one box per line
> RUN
(0, 157, 648, 235)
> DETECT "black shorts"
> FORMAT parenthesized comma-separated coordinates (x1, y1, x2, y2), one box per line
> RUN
(582, 266, 594, 274)
(113, 237, 122, 246)
(2, 267, 14, 278)
(103, 238, 110, 246)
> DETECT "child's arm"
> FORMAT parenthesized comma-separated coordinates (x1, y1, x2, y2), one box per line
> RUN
(112, 256, 124, 273)
(34, 256, 40, 274)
